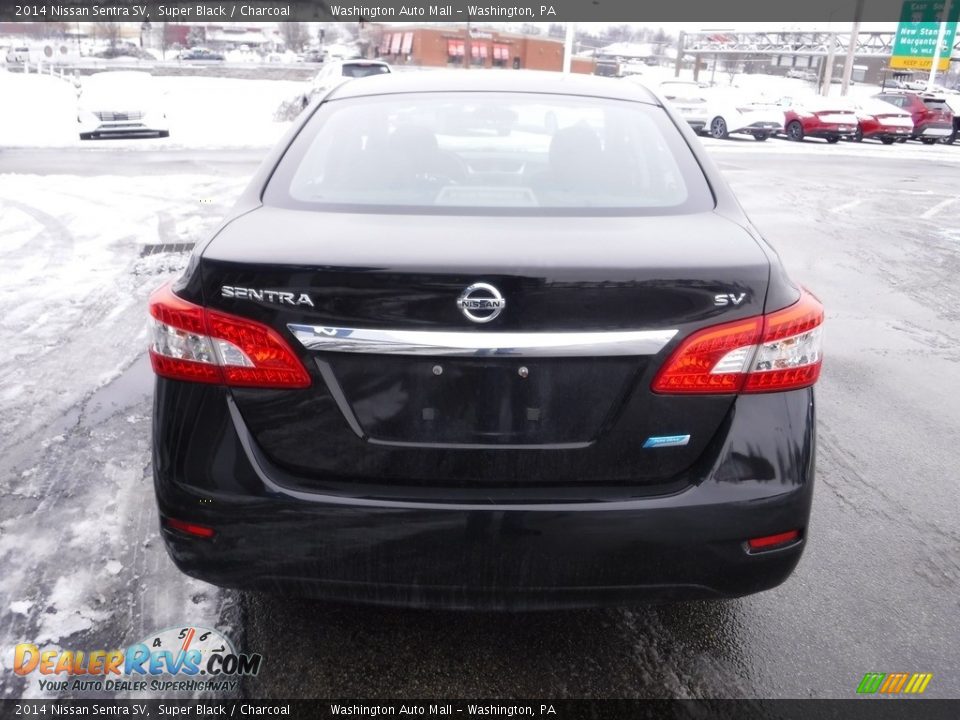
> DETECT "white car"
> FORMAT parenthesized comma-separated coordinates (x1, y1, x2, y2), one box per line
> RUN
(302, 59, 392, 107)
(703, 92, 784, 140)
(655, 80, 710, 133)
(5, 46, 30, 63)
(77, 71, 169, 140)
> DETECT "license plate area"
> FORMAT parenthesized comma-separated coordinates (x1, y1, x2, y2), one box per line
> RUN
(321, 355, 641, 446)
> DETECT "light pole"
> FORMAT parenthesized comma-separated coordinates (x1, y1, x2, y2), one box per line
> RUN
(926, 0, 954, 92)
(840, 0, 865, 96)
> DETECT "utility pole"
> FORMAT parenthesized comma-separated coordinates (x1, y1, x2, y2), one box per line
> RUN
(820, 33, 836, 95)
(563, 22, 575, 73)
(840, 0, 864, 96)
(674, 31, 684, 78)
(926, 0, 953, 92)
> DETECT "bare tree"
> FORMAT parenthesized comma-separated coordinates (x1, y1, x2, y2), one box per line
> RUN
(160, 22, 172, 59)
(724, 53, 743, 84)
(279, 22, 309, 52)
(186, 26, 205, 48)
(96, 21, 121, 49)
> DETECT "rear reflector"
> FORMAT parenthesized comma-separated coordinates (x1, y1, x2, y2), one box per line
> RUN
(164, 517, 216, 539)
(652, 288, 823, 395)
(149, 283, 311, 389)
(747, 529, 801, 551)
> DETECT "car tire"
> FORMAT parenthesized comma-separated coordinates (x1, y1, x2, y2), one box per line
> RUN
(853, 127, 863, 142)
(921, 138, 938, 145)
(786, 121, 804, 141)
(753, 132, 769, 141)
(710, 116, 729, 139)
(158, 131, 170, 138)
(79, 133, 95, 140)
(826, 136, 840, 144)
(881, 137, 896, 145)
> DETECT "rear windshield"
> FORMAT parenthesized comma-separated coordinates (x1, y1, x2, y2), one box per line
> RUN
(264, 92, 714, 215)
(342, 64, 391, 78)
(922, 98, 949, 111)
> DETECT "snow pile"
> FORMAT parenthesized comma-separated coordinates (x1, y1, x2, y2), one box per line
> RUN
(0, 69, 78, 146)
(0, 70, 300, 148)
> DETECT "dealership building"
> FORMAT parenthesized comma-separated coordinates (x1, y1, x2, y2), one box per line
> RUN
(372, 25, 595, 74)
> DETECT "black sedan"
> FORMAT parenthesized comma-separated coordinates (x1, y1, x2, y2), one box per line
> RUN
(149, 70, 823, 610)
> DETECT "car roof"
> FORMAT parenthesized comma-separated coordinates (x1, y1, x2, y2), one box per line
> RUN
(326, 69, 661, 104)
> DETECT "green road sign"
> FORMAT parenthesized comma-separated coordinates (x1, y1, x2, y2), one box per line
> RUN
(891, 0, 959, 70)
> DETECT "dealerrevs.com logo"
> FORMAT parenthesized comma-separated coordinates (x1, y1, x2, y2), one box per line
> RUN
(13, 626, 262, 693)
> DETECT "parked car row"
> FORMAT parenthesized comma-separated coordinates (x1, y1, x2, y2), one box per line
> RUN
(648, 78, 958, 147)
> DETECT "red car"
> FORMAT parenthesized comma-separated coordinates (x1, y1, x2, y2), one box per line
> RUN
(853, 99, 915, 144)
(781, 97, 859, 143)
(874, 91, 954, 144)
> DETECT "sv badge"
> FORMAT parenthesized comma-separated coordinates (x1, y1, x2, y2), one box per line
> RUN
(714, 293, 747, 307)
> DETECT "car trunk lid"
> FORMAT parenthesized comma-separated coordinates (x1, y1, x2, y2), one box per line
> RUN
(199, 206, 771, 489)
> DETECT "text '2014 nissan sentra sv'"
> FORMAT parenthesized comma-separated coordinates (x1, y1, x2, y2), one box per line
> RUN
(149, 70, 823, 610)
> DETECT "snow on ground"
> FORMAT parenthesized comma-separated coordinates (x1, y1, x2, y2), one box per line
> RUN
(0, 69, 301, 148)
(0, 172, 247, 699)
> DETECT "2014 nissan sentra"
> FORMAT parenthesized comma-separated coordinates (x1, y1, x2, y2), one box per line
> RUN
(149, 71, 823, 610)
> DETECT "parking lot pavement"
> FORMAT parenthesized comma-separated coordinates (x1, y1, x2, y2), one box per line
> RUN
(1, 142, 958, 699)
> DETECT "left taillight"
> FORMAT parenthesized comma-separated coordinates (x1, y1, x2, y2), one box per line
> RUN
(148, 283, 311, 389)
(652, 288, 823, 395)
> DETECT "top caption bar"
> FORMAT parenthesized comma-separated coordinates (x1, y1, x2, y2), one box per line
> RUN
(0, 0, 933, 23)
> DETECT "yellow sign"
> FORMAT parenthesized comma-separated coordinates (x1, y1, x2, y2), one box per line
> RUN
(890, 54, 952, 71)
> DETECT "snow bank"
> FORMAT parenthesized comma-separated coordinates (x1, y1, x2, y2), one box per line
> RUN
(0, 69, 300, 149)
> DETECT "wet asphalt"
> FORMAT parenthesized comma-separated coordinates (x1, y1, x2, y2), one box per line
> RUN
(1, 138, 958, 699)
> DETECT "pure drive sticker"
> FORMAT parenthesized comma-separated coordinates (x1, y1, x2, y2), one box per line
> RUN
(642, 435, 691, 449)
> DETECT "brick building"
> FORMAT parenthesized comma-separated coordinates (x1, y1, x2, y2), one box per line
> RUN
(372, 25, 595, 74)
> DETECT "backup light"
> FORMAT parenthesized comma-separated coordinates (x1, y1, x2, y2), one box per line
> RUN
(148, 283, 311, 389)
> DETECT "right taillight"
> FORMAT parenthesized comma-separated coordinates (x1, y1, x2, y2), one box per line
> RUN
(652, 288, 823, 395)
(149, 283, 311, 389)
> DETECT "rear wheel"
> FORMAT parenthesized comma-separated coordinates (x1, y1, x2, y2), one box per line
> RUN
(881, 137, 896, 145)
(921, 137, 938, 145)
(710, 116, 729, 139)
(853, 127, 863, 142)
(826, 136, 840, 144)
(752, 132, 769, 141)
(786, 120, 804, 141)
(157, 130, 170, 138)
(79, 133, 94, 140)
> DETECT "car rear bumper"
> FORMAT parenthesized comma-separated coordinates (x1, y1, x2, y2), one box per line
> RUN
(862, 126, 912, 138)
(806, 125, 857, 137)
(732, 121, 782, 135)
(916, 124, 952, 137)
(153, 382, 816, 609)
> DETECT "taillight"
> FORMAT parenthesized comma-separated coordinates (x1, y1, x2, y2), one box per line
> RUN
(652, 288, 823, 395)
(148, 283, 311, 389)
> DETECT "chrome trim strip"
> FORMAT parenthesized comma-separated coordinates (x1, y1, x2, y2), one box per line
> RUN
(288, 324, 677, 357)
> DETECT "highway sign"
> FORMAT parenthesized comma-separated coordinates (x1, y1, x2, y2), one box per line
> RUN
(891, 0, 959, 71)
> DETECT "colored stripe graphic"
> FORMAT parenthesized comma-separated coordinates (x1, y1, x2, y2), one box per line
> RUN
(857, 672, 932, 695)
(857, 673, 885, 694)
